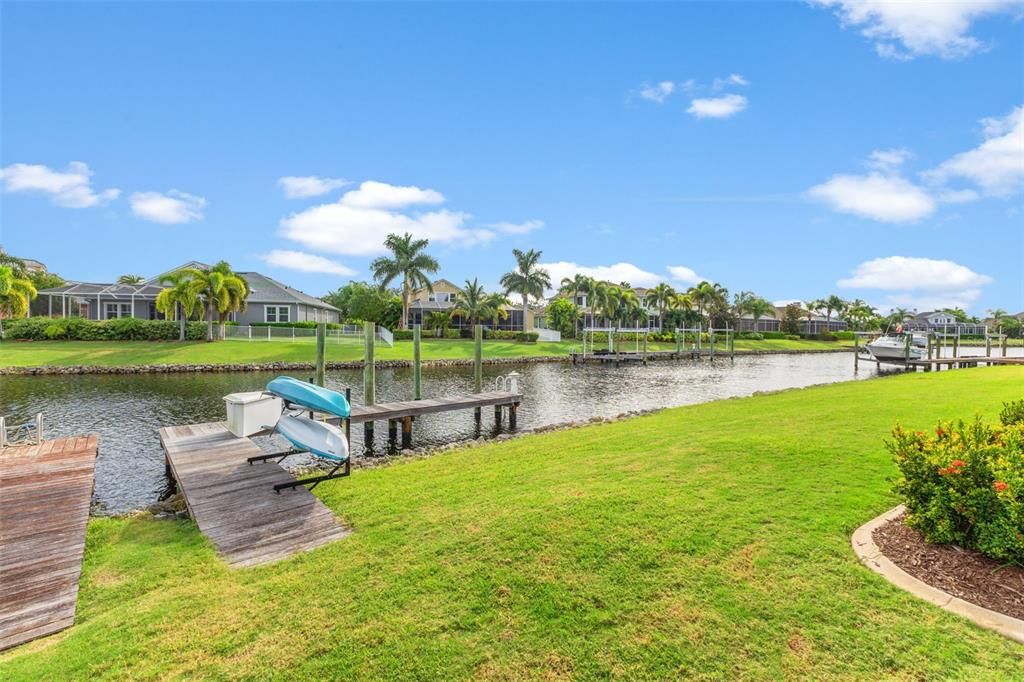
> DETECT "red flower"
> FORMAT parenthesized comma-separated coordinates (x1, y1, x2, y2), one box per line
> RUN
(994, 481, 1009, 492)
(936, 427, 945, 438)
(950, 460, 966, 468)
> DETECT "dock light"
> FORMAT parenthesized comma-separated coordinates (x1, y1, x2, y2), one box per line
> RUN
(507, 371, 520, 393)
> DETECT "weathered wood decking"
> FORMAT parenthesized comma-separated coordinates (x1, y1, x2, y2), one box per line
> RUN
(159, 423, 349, 568)
(345, 390, 523, 424)
(0, 436, 98, 651)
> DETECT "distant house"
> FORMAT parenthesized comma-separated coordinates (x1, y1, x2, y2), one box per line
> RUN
(904, 311, 987, 335)
(34, 261, 341, 324)
(547, 289, 661, 331)
(406, 279, 535, 331)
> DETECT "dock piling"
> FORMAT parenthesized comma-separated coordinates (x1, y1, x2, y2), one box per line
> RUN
(413, 324, 422, 400)
(474, 324, 483, 423)
(314, 323, 326, 386)
(363, 321, 376, 447)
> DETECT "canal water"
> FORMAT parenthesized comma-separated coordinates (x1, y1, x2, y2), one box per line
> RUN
(0, 350, 1009, 513)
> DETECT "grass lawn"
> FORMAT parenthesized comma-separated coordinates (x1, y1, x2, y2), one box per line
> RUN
(2, 368, 1022, 679)
(0, 337, 852, 367)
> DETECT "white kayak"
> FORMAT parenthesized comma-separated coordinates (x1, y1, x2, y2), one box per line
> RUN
(275, 413, 349, 461)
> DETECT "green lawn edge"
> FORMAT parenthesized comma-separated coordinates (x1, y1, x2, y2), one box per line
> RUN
(2, 368, 1023, 679)
(0, 338, 855, 368)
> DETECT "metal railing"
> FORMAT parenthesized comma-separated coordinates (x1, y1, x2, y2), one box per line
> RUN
(0, 414, 43, 448)
(533, 328, 561, 342)
(219, 324, 394, 347)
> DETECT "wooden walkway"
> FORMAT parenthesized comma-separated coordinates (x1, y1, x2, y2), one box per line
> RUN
(159, 423, 349, 568)
(906, 356, 1024, 371)
(346, 390, 523, 424)
(570, 349, 732, 364)
(0, 436, 98, 651)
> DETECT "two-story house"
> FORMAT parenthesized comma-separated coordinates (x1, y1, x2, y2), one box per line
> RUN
(406, 279, 537, 331)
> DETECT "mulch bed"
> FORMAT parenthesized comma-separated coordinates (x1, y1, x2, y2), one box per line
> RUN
(873, 513, 1024, 621)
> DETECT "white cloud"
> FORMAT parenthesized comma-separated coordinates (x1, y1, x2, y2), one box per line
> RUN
(811, 0, 1019, 60)
(838, 256, 992, 290)
(924, 106, 1024, 197)
(339, 180, 444, 210)
(488, 219, 545, 235)
(867, 148, 911, 171)
(280, 181, 494, 257)
(666, 265, 704, 285)
(262, 249, 356, 276)
(712, 73, 749, 91)
(540, 261, 663, 291)
(638, 81, 676, 103)
(687, 94, 748, 119)
(0, 161, 119, 208)
(129, 190, 206, 224)
(278, 176, 350, 199)
(806, 171, 935, 222)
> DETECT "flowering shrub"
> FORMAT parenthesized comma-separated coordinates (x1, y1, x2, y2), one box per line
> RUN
(1000, 399, 1024, 427)
(888, 414, 1024, 564)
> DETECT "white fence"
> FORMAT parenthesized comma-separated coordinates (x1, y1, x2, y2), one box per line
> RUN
(534, 328, 561, 342)
(220, 324, 394, 347)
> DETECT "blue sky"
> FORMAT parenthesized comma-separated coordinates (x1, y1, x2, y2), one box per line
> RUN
(2, 1, 1022, 315)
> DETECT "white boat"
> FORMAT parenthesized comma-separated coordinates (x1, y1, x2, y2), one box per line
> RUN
(275, 413, 350, 461)
(864, 334, 926, 362)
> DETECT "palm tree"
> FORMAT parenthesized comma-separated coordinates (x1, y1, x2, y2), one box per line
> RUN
(424, 310, 453, 338)
(117, 274, 145, 285)
(590, 281, 622, 351)
(822, 295, 846, 325)
(485, 292, 511, 328)
(453, 277, 490, 327)
(0, 265, 36, 338)
(499, 248, 551, 332)
(155, 271, 204, 341)
(183, 261, 249, 341)
(987, 308, 1008, 323)
(559, 274, 593, 337)
(746, 297, 775, 333)
(886, 307, 910, 328)
(645, 283, 676, 331)
(687, 281, 727, 327)
(370, 233, 440, 331)
(842, 299, 875, 331)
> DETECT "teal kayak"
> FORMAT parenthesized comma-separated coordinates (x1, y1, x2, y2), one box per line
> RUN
(276, 414, 349, 461)
(266, 376, 351, 418)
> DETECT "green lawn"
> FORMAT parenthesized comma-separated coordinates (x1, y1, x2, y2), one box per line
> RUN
(0, 337, 852, 368)
(3, 368, 1022, 679)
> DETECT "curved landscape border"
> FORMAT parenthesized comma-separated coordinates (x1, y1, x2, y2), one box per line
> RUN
(852, 505, 1024, 644)
(0, 347, 852, 375)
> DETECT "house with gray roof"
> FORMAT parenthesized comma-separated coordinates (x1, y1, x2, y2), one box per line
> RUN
(35, 261, 341, 324)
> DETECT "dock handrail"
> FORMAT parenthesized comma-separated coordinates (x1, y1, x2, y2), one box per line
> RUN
(0, 413, 43, 448)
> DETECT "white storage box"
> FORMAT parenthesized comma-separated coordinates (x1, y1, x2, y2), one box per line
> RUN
(224, 391, 283, 437)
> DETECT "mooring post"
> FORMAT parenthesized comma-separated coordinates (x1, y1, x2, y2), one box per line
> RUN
(675, 330, 681, 356)
(986, 335, 992, 357)
(315, 323, 326, 386)
(1002, 332, 1008, 357)
(402, 416, 413, 448)
(953, 334, 959, 359)
(388, 419, 398, 444)
(474, 324, 483, 424)
(509, 402, 518, 429)
(363, 321, 375, 447)
(926, 334, 933, 360)
(710, 329, 716, 360)
(413, 324, 422, 400)
(854, 334, 859, 371)
(642, 331, 648, 365)
(904, 333, 911, 369)
(494, 404, 502, 424)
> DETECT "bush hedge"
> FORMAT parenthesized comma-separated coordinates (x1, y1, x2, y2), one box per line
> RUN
(888, 402, 1024, 564)
(250, 321, 343, 329)
(390, 329, 539, 342)
(4, 317, 210, 341)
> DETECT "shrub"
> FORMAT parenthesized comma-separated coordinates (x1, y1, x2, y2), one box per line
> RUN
(888, 416, 1024, 564)
(737, 331, 764, 340)
(834, 331, 855, 340)
(1000, 399, 1024, 427)
(392, 329, 414, 341)
(784, 334, 801, 341)
(483, 329, 539, 342)
(5, 317, 209, 341)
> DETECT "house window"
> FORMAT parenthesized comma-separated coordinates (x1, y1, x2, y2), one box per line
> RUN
(428, 292, 453, 303)
(104, 302, 131, 319)
(265, 305, 290, 323)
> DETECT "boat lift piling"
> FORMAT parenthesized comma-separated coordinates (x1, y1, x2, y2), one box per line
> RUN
(363, 321, 375, 447)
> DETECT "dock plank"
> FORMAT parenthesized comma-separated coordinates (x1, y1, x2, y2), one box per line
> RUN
(342, 391, 522, 424)
(159, 422, 349, 567)
(0, 435, 98, 651)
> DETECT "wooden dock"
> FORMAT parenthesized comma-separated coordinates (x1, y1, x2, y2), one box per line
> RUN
(159, 423, 349, 568)
(0, 436, 98, 651)
(570, 349, 731, 365)
(906, 355, 1024, 371)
